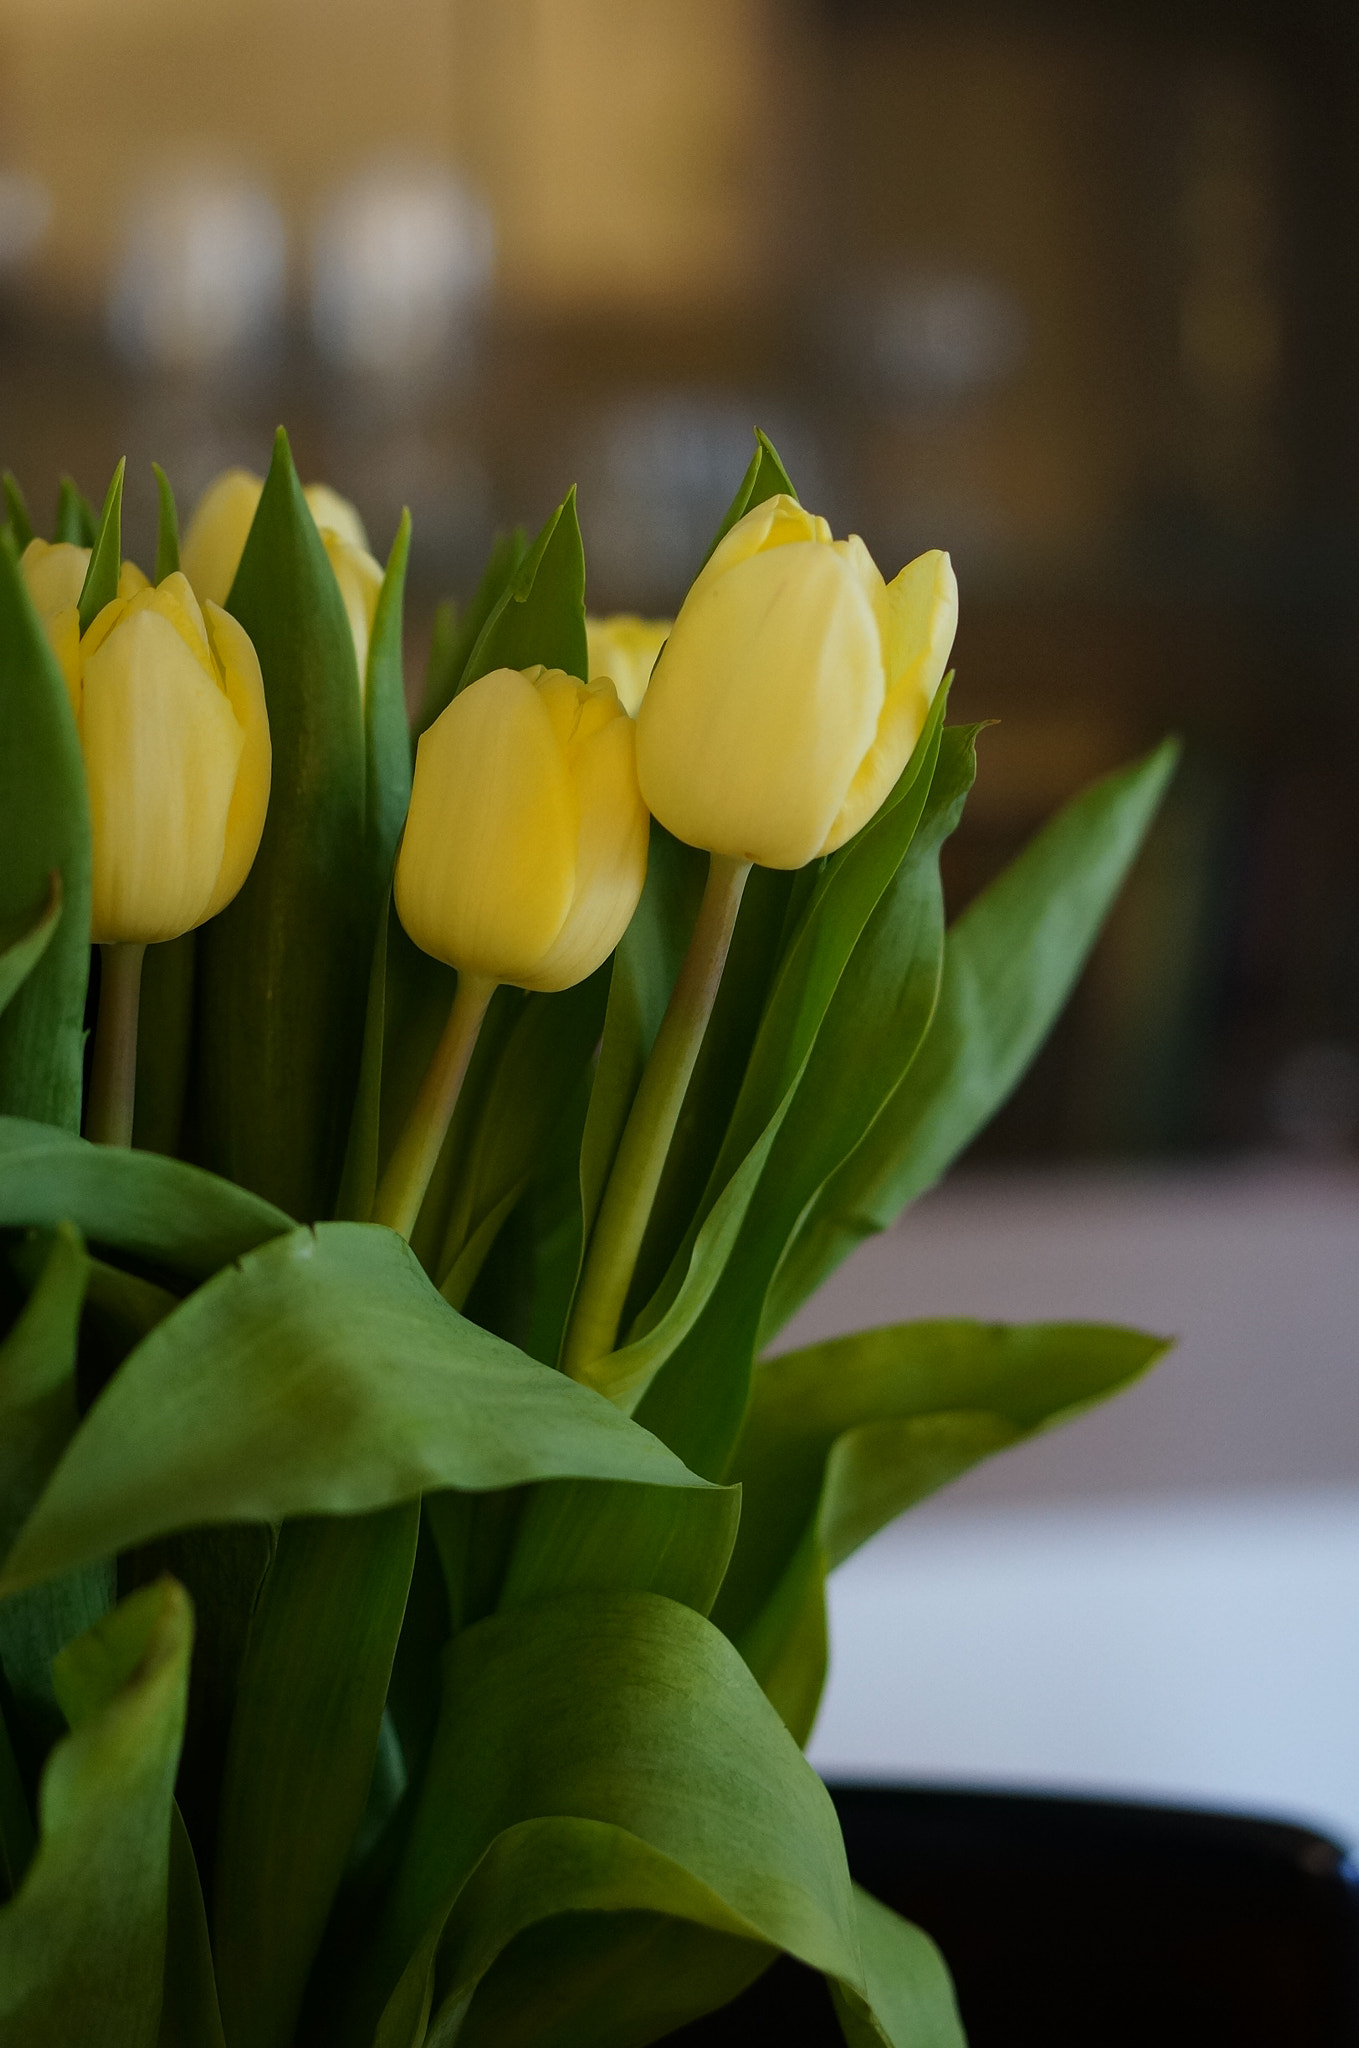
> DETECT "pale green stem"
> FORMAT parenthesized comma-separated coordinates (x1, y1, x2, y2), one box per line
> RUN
(86, 941, 146, 1148)
(562, 852, 752, 1382)
(371, 972, 496, 1241)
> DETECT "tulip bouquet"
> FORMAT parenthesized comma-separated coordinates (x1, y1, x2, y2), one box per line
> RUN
(0, 428, 1173, 2047)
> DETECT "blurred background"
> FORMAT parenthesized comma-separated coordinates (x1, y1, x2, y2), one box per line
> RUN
(4, 0, 1359, 1831)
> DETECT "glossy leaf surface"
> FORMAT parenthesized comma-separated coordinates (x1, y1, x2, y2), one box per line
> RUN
(0, 1223, 709, 1596)
(0, 1578, 192, 2046)
(768, 739, 1179, 1333)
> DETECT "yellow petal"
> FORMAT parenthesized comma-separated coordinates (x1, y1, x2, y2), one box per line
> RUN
(820, 550, 958, 854)
(304, 483, 369, 552)
(181, 469, 263, 608)
(698, 493, 832, 586)
(202, 602, 272, 920)
(524, 682, 649, 991)
(637, 539, 883, 869)
(83, 608, 244, 943)
(321, 531, 384, 691)
(118, 561, 150, 599)
(395, 668, 575, 982)
(585, 614, 670, 717)
(20, 538, 90, 617)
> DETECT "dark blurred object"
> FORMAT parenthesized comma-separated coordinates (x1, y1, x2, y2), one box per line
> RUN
(672, 1785, 1359, 2046)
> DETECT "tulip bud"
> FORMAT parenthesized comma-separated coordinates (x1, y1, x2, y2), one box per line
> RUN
(181, 467, 382, 681)
(75, 570, 271, 943)
(635, 495, 958, 870)
(585, 614, 670, 717)
(395, 665, 648, 992)
(21, 539, 147, 714)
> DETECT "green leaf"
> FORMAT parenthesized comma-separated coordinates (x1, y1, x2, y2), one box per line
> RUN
(413, 528, 528, 737)
(2, 473, 32, 552)
(0, 539, 91, 1132)
(364, 508, 413, 895)
(152, 465, 180, 583)
(703, 428, 798, 563)
(432, 969, 611, 1306)
(0, 1224, 110, 1787)
(0, 1118, 291, 1280)
(159, 1805, 225, 2048)
(194, 427, 371, 1221)
(77, 458, 126, 634)
(832, 1886, 965, 2048)
(457, 490, 588, 689)
(0, 1222, 88, 1552)
(497, 1476, 740, 1618)
(0, 1578, 192, 2047)
(344, 1591, 866, 2046)
(636, 720, 972, 1481)
(0, 873, 61, 1022)
(215, 1506, 419, 2048)
(715, 1319, 1168, 1739)
(0, 1222, 711, 1597)
(54, 477, 97, 547)
(768, 739, 1180, 1331)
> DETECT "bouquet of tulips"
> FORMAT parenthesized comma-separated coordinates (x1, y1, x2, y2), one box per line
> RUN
(0, 428, 1173, 2046)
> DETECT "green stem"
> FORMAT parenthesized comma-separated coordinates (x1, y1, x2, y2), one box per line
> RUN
(562, 852, 752, 1382)
(371, 972, 496, 1241)
(86, 942, 146, 1147)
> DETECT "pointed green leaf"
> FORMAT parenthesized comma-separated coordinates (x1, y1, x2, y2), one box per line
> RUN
(704, 428, 799, 562)
(152, 465, 180, 583)
(194, 427, 371, 1221)
(215, 1506, 419, 2048)
(345, 1592, 865, 2046)
(0, 1578, 192, 2047)
(457, 490, 588, 688)
(0, 1700, 34, 1899)
(54, 477, 96, 547)
(0, 1222, 710, 1597)
(832, 1886, 965, 2048)
(498, 1475, 740, 1618)
(0, 540, 91, 1131)
(364, 508, 412, 894)
(414, 527, 529, 736)
(770, 739, 1180, 1329)
(0, 873, 61, 1021)
(159, 1805, 225, 2048)
(76, 458, 126, 634)
(0, 1118, 291, 1279)
(2, 474, 32, 552)
(132, 933, 195, 1157)
(715, 1319, 1168, 1737)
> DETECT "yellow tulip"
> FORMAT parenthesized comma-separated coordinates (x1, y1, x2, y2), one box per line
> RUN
(585, 614, 670, 718)
(21, 540, 147, 714)
(181, 467, 382, 682)
(395, 666, 648, 992)
(635, 494, 957, 870)
(75, 570, 271, 944)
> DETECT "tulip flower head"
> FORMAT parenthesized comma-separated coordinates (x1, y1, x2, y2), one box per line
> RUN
(585, 614, 670, 718)
(181, 467, 382, 682)
(72, 569, 271, 944)
(636, 495, 957, 869)
(395, 666, 648, 992)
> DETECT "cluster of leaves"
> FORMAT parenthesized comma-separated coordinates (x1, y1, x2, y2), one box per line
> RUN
(0, 430, 1175, 2045)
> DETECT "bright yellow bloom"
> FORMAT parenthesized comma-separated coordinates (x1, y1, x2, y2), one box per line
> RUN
(74, 570, 271, 944)
(585, 614, 670, 717)
(395, 666, 648, 992)
(181, 467, 382, 682)
(636, 495, 957, 869)
(20, 540, 147, 714)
